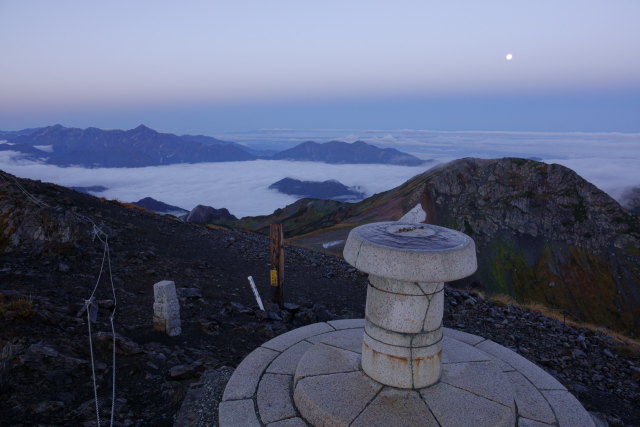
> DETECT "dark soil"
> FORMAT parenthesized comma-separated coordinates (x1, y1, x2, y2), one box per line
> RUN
(0, 174, 638, 426)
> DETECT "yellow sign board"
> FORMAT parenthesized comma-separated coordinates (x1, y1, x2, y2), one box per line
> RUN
(270, 269, 278, 286)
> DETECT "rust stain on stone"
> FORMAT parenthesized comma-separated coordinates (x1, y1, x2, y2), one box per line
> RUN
(366, 343, 409, 363)
(412, 350, 442, 368)
(386, 353, 409, 363)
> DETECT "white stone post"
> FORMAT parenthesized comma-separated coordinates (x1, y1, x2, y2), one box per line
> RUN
(343, 222, 477, 389)
(153, 280, 182, 336)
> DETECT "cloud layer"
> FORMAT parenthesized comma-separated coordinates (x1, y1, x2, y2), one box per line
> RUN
(1, 129, 638, 216)
(0, 154, 428, 217)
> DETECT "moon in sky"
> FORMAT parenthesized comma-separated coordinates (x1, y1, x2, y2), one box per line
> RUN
(506, 53, 513, 61)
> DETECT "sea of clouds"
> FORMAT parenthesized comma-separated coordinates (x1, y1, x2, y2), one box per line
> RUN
(0, 153, 430, 217)
(226, 129, 640, 202)
(1, 129, 639, 217)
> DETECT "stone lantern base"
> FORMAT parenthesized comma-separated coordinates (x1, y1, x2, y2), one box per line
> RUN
(219, 321, 596, 427)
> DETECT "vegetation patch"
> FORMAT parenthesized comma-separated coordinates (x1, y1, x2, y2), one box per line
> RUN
(1, 296, 34, 320)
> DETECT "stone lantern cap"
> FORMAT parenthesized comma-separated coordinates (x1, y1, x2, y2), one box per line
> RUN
(343, 222, 477, 282)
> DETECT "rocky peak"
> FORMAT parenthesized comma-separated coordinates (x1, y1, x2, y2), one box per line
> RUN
(185, 205, 237, 223)
(409, 157, 640, 335)
(423, 157, 639, 250)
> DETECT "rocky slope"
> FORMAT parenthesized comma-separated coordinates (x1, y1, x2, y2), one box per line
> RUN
(234, 158, 640, 336)
(1, 169, 639, 426)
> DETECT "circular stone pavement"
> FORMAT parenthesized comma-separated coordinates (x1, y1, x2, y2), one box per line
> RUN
(219, 320, 596, 427)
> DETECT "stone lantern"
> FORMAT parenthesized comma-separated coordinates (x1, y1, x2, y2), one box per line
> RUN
(343, 222, 477, 388)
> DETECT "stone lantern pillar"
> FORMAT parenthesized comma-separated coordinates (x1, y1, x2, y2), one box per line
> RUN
(343, 222, 477, 389)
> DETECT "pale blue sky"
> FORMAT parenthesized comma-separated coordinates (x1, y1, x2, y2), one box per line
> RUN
(1, 0, 639, 132)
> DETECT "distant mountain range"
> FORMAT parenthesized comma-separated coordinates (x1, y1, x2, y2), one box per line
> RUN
(0, 125, 425, 167)
(0, 124, 255, 167)
(269, 178, 366, 201)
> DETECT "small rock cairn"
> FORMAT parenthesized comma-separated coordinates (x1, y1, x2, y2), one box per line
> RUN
(343, 222, 477, 388)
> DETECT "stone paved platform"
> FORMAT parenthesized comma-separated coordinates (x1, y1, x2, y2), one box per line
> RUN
(219, 320, 595, 426)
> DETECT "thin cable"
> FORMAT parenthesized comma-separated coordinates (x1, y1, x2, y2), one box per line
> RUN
(89, 229, 108, 301)
(106, 237, 117, 426)
(87, 307, 102, 427)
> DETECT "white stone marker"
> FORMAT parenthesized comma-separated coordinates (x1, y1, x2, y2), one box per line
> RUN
(343, 222, 477, 389)
(153, 280, 182, 336)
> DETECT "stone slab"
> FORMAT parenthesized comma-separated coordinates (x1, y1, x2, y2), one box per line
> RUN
(153, 302, 180, 318)
(306, 328, 364, 354)
(294, 370, 382, 427)
(440, 360, 515, 408)
(364, 318, 441, 348)
(362, 331, 416, 388)
(343, 222, 477, 283)
(362, 330, 442, 389)
(165, 318, 182, 337)
(219, 323, 593, 427)
(327, 318, 364, 330)
(518, 418, 555, 426)
(443, 327, 486, 346)
(441, 336, 492, 364)
(365, 284, 430, 333)
(368, 275, 443, 295)
(267, 418, 309, 427)
(476, 340, 566, 390)
(399, 203, 427, 223)
(422, 289, 444, 332)
(485, 352, 516, 372)
(153, 280, 177, 301)
(222, 347, 279, 401)
(541, 389, 596, 427)
(218, 399, 260, 427)
(153, 315, 166, 333)
(262, 323, 334, 352)
(351, 388, 438, 426)
(420, 381, 514, 427)
(294, 343, 360, 385)
(267, 341, 314, 375)
(257, 374, 296, 424)
(506, 371, 556, 424)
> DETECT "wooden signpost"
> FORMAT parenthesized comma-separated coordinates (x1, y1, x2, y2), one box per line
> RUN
(270, 223, 285, 308)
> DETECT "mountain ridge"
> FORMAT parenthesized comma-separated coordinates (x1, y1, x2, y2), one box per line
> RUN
(270, 140, 425, 165)
(2, 124, 256, 167)
(0, 125, 425, 168)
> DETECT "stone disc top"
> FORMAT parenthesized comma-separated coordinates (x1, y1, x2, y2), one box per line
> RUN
(343, 222, 477, 282)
